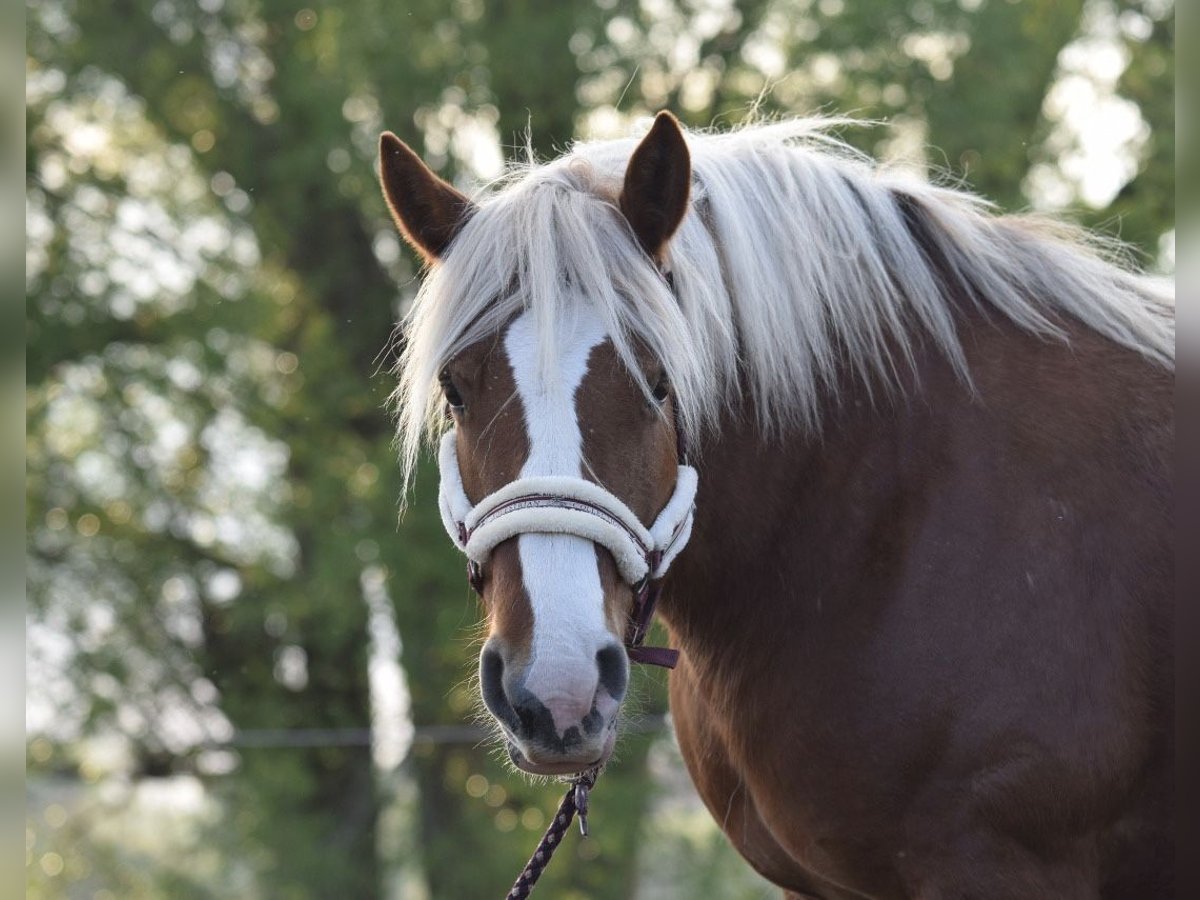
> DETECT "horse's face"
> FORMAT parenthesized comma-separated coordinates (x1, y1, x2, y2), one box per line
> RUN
(380, 113, 691, 774)
(445, 309, 678, 773)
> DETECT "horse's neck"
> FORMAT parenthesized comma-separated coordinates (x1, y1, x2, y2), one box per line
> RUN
(660, 305, 1171, 677)
(660, 323, 961, 676)
(662, 385, 912, 667)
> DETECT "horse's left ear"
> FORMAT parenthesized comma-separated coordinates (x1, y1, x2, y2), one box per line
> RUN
(619, 111, 691, 262)
(379, 131, 476, 263)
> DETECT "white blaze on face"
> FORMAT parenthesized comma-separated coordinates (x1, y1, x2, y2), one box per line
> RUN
(503, 306, 613, 725)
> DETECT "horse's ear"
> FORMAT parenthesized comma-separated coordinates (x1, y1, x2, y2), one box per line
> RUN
(619, 111, 691, 262)
(379, 132, 476, 263)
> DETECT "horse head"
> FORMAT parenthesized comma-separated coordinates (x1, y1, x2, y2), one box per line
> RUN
(380, 114, 695, 776)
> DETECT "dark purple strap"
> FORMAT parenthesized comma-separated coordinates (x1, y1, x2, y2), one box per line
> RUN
(627, 645, 680, 667)
(623, 576, 679, 669)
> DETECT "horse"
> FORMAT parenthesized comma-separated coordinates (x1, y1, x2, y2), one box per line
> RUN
(377, 112, 1174, 899)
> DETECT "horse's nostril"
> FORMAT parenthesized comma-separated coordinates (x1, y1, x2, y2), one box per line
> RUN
(596, 642, 628, 700)
(480, 645, 519, 732)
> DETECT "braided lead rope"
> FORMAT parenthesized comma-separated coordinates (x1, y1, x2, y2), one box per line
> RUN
(506, 768, 598, 899)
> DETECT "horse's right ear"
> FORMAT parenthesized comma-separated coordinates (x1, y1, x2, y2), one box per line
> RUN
(619, 111, 691, 263)
(379, 132, 476, 263)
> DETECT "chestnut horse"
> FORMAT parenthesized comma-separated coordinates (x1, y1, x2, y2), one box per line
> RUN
(379, 114, 1174, 898)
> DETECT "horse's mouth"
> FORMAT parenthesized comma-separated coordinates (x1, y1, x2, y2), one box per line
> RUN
(506, 729, 616, 777)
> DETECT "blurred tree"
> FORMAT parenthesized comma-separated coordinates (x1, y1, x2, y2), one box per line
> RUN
(27, 1, 662, 897)
(580, 0, 1172, 258)
(1091, 0, 1173, 255)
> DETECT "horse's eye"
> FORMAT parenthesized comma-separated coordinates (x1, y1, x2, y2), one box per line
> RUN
(651, 373, 670, 404)
(439, 369, 465, 412)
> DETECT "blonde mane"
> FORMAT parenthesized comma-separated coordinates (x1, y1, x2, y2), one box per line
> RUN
(393, 118, 1174, 489)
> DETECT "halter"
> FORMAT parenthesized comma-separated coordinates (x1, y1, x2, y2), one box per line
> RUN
(436, 430, 696, 668)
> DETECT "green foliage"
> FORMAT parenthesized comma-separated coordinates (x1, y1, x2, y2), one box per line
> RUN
(26, 0, 1172, 897)
(1091, 0, 1174, 254)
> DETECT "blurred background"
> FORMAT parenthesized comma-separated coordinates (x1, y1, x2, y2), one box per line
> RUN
(25, 0, 1174, 897)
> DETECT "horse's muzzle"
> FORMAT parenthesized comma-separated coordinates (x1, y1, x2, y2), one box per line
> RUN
(506, 729, 617, 776)
(481, 639, 626, 775)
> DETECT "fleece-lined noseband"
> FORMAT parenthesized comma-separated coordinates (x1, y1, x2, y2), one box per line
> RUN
(436, 430, 697, 668)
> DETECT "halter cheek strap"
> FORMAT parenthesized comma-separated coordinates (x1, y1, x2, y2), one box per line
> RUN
(437, 430, 697, 667)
